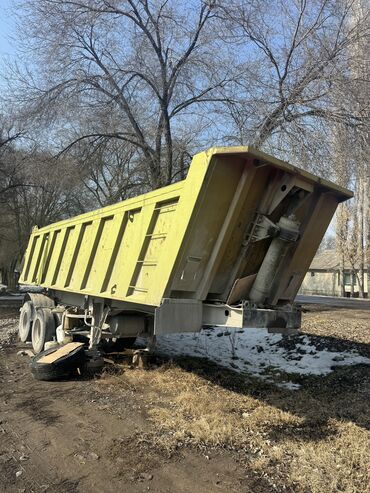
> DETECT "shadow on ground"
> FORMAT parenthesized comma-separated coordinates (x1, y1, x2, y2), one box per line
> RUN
(162, 343, 370, 435)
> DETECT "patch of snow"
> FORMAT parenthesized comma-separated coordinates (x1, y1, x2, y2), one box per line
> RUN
(275, 381, 301, 390)
(151, 327, 370, 390)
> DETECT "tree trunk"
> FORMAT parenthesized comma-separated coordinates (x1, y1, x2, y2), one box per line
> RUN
(2, 263, 18, 290)
(340, 256, 345, 297)
(332, 272, 336, 296)
(358, 177, 365, 297)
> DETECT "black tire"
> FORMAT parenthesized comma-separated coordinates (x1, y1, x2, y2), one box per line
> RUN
(31, 308, 56, 354)
(30, 345, 86, 381)
(19, 301, 34, 342)
(100, 337, 137, 353)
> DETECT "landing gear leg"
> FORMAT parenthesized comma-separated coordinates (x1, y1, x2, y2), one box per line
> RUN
(146, 335, 157, 352)
(85, 300, 110, 373)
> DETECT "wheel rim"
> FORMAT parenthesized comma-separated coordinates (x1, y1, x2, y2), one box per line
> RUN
(32, 318, 43, 352)
(19, 310, 27, 339)
(19, 304, 32, 342)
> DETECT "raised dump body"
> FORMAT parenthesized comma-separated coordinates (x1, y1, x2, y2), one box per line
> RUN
(19, 146, 352, 352)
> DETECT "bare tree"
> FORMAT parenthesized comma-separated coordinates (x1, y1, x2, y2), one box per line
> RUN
(332, 0, 370, 297)
(350, 0, 370, 296)
(0, 145, 80, 288)
(72, 138, 149, 207)
(219, 0, 369, 160)
(11, 0, 231, 188)
(2, 0, 368, 293)
(0, 119, 25, 198)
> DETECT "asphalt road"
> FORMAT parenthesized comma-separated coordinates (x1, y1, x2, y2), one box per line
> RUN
(0, 295, 24, 307)
(296, 294, 370, 309)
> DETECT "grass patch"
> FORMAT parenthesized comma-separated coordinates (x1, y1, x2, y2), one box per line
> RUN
(98, 307, 370, 492)
(99, 358, 369, 493)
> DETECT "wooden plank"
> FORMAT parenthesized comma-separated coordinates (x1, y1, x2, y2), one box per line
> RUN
(227, 274, 257, 305)
(38, 342, 84, 364)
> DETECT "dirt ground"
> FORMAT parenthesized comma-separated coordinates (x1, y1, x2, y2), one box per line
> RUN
(0, 305, 369, 493)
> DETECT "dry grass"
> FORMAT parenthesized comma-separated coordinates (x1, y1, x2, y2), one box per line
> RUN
(99, 360, 369, 493)
(98, 307, 370, 493)
(302, 308, 370, 348)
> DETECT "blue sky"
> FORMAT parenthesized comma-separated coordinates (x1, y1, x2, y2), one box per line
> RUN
(0, 0, 16, 58)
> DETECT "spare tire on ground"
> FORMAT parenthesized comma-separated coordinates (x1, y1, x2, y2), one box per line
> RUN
(30, 343, 86, 381)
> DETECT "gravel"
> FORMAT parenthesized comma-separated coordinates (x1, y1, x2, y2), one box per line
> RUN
(0, 316, 19, 350)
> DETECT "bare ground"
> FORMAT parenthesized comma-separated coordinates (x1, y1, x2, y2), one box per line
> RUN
(0, 306, 369, 493)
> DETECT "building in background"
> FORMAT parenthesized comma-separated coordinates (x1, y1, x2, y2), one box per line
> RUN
(299, 250, 368, 298)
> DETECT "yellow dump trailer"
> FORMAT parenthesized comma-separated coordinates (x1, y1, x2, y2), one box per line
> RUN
(18, 146, 352, 353)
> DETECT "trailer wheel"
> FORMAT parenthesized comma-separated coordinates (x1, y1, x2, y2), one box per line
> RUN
(30, 345, 85, 381)
(32, 308, 56, 354)
(19, 301, 34, 342)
